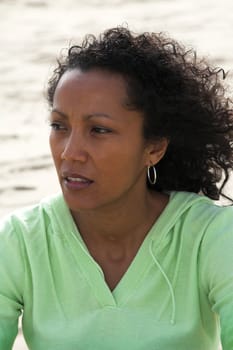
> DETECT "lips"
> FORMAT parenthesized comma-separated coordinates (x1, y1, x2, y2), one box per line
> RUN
(61, 172, 93, 190)
(66, 176, 91, 183)
(62, 172, 93, 181)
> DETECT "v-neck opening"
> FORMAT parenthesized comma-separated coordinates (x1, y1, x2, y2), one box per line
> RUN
(51, 191, 177, 307)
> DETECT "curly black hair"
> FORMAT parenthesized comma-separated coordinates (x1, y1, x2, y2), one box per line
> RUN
(47, 26, 233, 201)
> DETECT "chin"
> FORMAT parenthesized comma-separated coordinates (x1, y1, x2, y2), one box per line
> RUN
(61, 189, 102, 212)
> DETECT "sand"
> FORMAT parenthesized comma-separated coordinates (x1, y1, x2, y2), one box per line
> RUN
(1, 0, 232, 348)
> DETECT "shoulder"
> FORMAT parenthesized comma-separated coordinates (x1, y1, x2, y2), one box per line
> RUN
(163, 191, 233, 249)
(170, 190, 233, 225)
(0, 193, 66, 241)
(199, 202, 233, 256)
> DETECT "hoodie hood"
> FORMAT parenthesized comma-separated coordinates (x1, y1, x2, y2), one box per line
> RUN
(147, 191, 213, 325)
(149, 191, 213, 242)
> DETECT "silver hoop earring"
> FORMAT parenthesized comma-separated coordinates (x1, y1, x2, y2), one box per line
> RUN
(147, 165, 157, 185)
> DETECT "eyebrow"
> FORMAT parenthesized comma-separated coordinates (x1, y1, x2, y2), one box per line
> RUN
(51, 108, 113, 120)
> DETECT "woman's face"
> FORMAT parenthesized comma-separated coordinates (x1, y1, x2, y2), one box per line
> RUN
(49, 68, 165, 213)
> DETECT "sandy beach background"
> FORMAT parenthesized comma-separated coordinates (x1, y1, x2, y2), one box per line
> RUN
(1, 0, 233, 348)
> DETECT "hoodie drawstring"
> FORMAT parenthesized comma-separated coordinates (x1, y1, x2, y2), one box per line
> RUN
(149, 240, 176, 325)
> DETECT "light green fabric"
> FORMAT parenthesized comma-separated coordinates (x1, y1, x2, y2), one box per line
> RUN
(0, 191, 233, 350)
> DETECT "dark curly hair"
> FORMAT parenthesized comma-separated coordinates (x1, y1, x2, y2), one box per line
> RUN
(47, 26, 233, 201)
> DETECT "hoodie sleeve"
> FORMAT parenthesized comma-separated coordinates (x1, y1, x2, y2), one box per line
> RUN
(0, 216, 25, 350)
(199, 206, 233, 350)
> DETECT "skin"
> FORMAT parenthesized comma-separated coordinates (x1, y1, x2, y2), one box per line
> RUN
(49, 68, 168, 290)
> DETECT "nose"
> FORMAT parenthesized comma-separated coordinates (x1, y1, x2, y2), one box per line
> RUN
(61, 131, 88, 162)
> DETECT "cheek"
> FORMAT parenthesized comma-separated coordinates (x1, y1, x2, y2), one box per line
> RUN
(49, 136, 62, 163)
(49, 138, 56, 158)
(95, 145, 146, 179)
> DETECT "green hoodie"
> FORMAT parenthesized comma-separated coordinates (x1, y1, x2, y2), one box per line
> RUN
(0, 191, 233, 350)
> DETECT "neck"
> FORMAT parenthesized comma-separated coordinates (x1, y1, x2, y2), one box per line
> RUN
(71, 190, 168, 248)
(70, 189, 169, 292)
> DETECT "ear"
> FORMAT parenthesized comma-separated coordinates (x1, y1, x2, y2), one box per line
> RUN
(145, 138, 168, 166)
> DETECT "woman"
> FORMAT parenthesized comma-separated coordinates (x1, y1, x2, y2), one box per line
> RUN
(0, 27, 233, 350)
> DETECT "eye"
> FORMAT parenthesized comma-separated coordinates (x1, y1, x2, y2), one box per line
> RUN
(91, 126, 112, 134)
(49, 122, 67, 131)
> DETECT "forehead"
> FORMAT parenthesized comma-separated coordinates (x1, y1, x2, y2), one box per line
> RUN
(55, 68, 129, 99)
(52, 68, 145, 128)
(52, 69, 136, 117)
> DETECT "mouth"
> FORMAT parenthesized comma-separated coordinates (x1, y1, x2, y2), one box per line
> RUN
(66, 176, 91, 183)
(62, 173, 93, 190)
